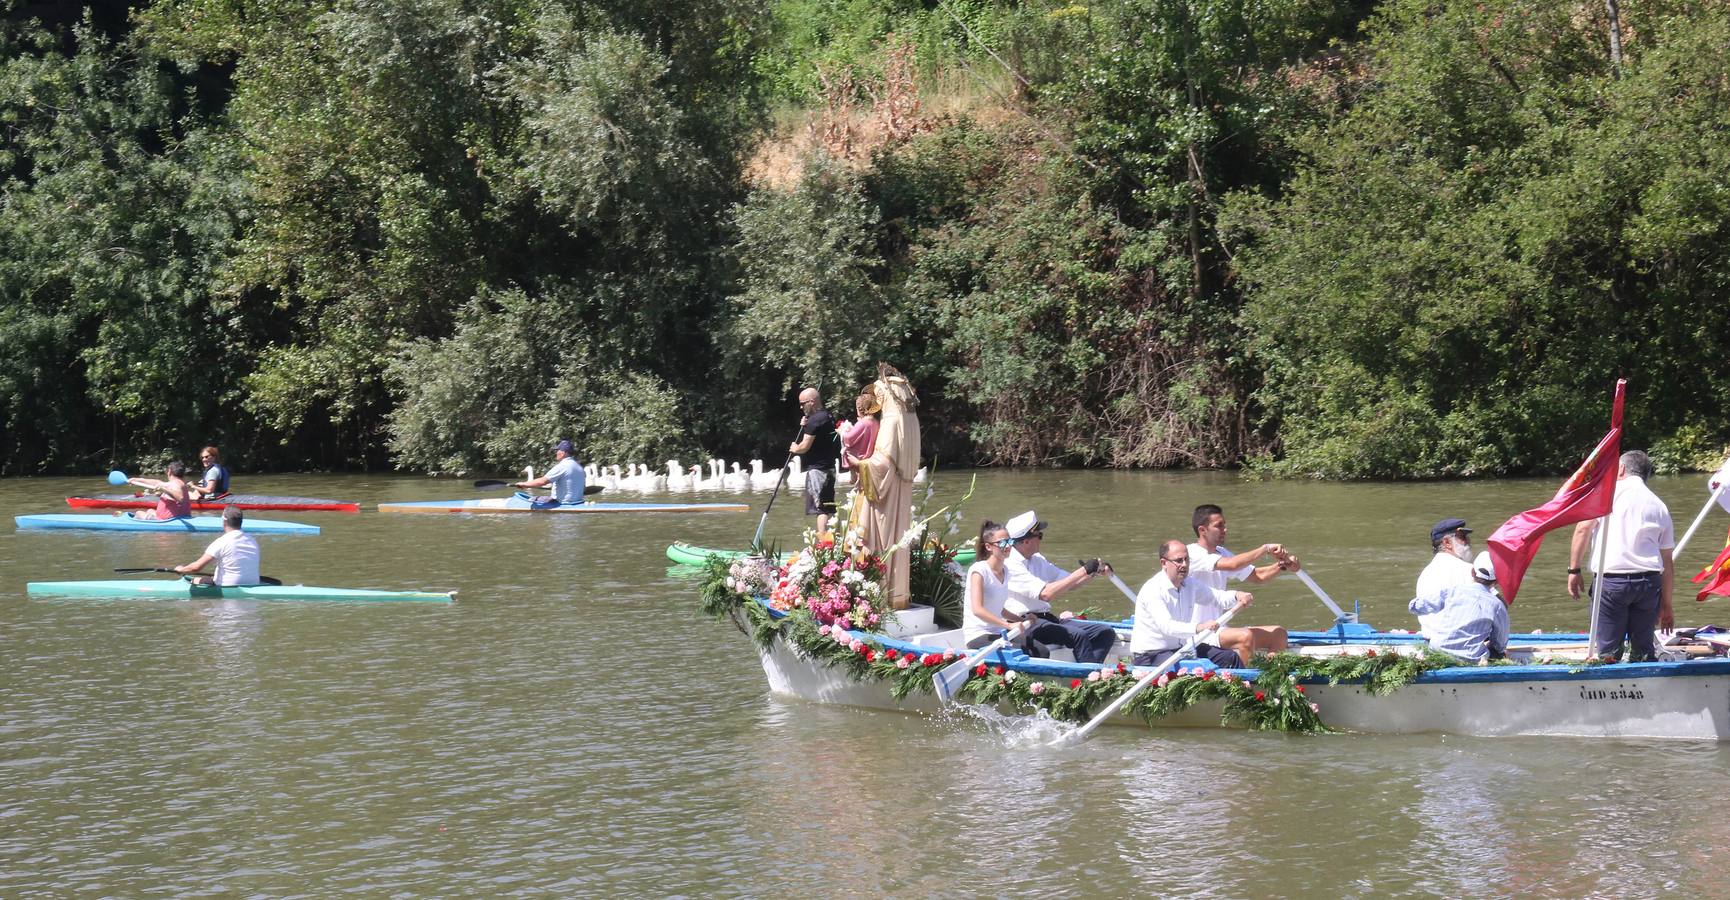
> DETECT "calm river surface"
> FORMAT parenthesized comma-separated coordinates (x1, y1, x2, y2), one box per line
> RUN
(3, 470, 1727, 896)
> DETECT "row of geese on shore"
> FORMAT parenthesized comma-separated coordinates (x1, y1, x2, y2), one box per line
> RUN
(561, 459, 929, 494)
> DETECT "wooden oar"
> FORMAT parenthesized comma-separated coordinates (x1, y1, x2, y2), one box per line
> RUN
(1053, 604, 1242, 746)
(113, 567, 283, 586)
(933, 622, 1030, 703)
(1294, 569, 1352, 622)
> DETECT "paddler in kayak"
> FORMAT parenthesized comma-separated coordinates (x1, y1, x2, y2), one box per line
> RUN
(126, 461, 194, 520)
(189, 445, 232, 501)
(173, 505, 261, 586)
(513, 439, 587, 507)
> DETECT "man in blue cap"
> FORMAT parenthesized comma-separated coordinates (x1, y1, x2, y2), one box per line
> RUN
(515, 439, 587, 508)
(1416, 517, 1476, 600)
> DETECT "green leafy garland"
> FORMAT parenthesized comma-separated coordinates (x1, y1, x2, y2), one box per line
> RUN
(700, 557, 1473, 734)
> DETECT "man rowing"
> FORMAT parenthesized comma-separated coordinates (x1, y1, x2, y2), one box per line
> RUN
(1417, 517, 1476, 598)
(1001, 510, 1120, 664)
(1132, 539, 1255, 667)
(514, 440, 586, 507)
(1187, 504, 1295, 659)
(1410, 551, 1508, 662)
(173, 506, 261, 586)
(190, 445, 231, 501)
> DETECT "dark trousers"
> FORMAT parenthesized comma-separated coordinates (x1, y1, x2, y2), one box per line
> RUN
(1133, 644, 1242, 669)
(1592, 572, 1662, 661)
(1024, 614, 1118, 664)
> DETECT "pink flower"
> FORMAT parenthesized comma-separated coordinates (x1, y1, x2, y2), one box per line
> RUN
(896, 657, 911, 669)
(818, 625, 831, 636)
(1086, 671, 1101, 682)
(1155, 673, 1170, 688)
(1029, 682, 1046, 695)
(942, 650, 957, 662)
(868, 613, 880, 625)
(1309, 703, 1319, 713)
(848, 640, 865, 652)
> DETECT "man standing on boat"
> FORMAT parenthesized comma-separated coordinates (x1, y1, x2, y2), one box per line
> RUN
(515, 440, 586, 507)
(1417, 518, 1477, 599)
(789, 388, 840, 536)
(1187, 504, 1296, 660)
(1001, 510, 1120, 664)
(190, 445, 231, 501)
(1567, 450, 1675, 661)
(1410, 551, 1509, 662)
(173, 505, 261, 586)
(1132, 539, 1255, 668)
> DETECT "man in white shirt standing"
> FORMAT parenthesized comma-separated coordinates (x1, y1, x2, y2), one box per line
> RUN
(1001, 510, 1121, 664)
(1132, 540, 1255, 668)
(516, 439, 587, 507)
(1567, 450, 1675, 661)
(1417, 517, 1477, 599)
(1188, 504, 1297, 661)
(174, 505, 261, 586)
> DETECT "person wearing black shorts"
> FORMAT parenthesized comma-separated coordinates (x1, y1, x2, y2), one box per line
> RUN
(789, 387, 840, 534)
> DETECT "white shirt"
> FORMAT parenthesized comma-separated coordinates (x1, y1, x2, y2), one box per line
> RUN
(204, 530, 261, 586)
(961, 561, 1012, 642)
(1416, 552, 1475, 600)
(1409, 581, 1510, 662)
(1188, 541, 1251, 592)
(1594, 477, 1674, 574)
(1131, 571, 1239, 655)
(547, 457, 586, 503)
(1004, 550, 1068, 616)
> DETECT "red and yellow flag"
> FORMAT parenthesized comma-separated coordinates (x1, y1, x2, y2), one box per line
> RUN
(1486, 380, 1625, 603)
(1693, 528, 1730, 602)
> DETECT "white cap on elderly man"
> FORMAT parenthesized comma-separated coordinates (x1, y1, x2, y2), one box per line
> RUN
(1472, 551, 1496, 582)
(1005, 511, 1048, 540)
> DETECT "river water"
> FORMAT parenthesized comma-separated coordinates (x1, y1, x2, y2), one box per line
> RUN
(2, 470, 1726, 896)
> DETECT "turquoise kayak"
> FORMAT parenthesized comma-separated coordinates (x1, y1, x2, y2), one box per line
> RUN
(665, 540, 977, 567)
(27, 579, 454, 602)
(379, 497, 748, 514)
(14, 514, 320, 535)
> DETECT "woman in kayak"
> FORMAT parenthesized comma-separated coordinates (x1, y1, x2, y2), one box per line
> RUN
(190, 445, 231, 500)
(128, 462, 194, 520)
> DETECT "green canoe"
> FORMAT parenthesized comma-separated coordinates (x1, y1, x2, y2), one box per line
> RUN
(665, 541, 976, 567)
(27, 579, 455, 603)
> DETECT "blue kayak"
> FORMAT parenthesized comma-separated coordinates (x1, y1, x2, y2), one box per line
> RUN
(14, 514, 320, 535)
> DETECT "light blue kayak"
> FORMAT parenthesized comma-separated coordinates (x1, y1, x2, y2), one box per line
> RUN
(378, 496, 748, 514)
(14, 514, 320, 535)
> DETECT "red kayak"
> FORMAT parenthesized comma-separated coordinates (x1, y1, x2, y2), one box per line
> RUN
(66, 493, 361, 513)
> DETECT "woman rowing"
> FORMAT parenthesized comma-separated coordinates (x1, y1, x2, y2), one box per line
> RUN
(127, 461, 194, 520)
(961, 520, 1022, 650)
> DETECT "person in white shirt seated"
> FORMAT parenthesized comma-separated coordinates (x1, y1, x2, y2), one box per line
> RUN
(1187, 504, 1298, 661)
(1132, 540, 1254, 668)
(515, 439, 587, 507)
(173, 505, 261, 586)
(1417, 517, 1476, 599)
(961, 520, 1021, 650)
(1409, 551, 1509, 662)
(1001, 510, 1120, 664)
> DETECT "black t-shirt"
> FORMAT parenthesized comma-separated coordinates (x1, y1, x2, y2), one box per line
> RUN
(800, 409, 840, 471)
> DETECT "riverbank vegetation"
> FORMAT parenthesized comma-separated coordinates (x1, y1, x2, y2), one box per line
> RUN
(3, 0, 1726, 478)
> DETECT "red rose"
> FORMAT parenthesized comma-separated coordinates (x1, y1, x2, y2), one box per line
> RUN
(884, 649, 898, 660)
(1254, 691, 1266, 701)
(993, 666, 1006, 676)
(1366, 649, 1377, 657)
(1295, 685, 1306, 694)
(863, 649, 875, 662)
(1076, 614, 1088, 620)
(1070, 678, 1083, 689)
(975, 664, 988, 676)
(1116, 662, 1127, 673)
(1200, 671, 1213, 681)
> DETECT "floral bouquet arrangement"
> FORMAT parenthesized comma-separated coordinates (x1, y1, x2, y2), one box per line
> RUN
(766, 533, 889, 630)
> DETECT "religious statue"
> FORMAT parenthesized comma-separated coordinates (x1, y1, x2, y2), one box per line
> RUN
(848, 364, 920, 609)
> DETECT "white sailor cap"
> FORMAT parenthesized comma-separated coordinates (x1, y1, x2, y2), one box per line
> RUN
(1006, 510, 1048, 541)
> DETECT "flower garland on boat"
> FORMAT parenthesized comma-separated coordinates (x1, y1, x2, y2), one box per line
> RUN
(699, 554, 1468, 734)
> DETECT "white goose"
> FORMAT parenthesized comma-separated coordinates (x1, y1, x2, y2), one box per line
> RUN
(748, 459, 784, 491)
(722, 462, 749, 492)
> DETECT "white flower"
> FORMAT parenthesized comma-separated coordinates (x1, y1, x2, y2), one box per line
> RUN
(1004, 670, 1017, 682)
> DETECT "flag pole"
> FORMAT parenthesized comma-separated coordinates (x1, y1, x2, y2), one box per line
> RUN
(1587, 515, 1611, 658)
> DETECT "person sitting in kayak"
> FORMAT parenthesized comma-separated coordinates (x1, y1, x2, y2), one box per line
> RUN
(1409, 551, 1508, 662)
(514, 439, 586, 507)
(190, 445, 232, 501)
(128, 462, 193, 520)
(174, 505, 261, 586)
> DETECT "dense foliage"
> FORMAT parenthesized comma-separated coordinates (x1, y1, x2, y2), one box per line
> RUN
(2, 0, 1726, 477)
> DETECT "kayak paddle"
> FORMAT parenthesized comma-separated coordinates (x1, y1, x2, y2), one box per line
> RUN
(933, 622, 1030, 703)
(114, 567, 283, 586)
(108, 469, 128, 486)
